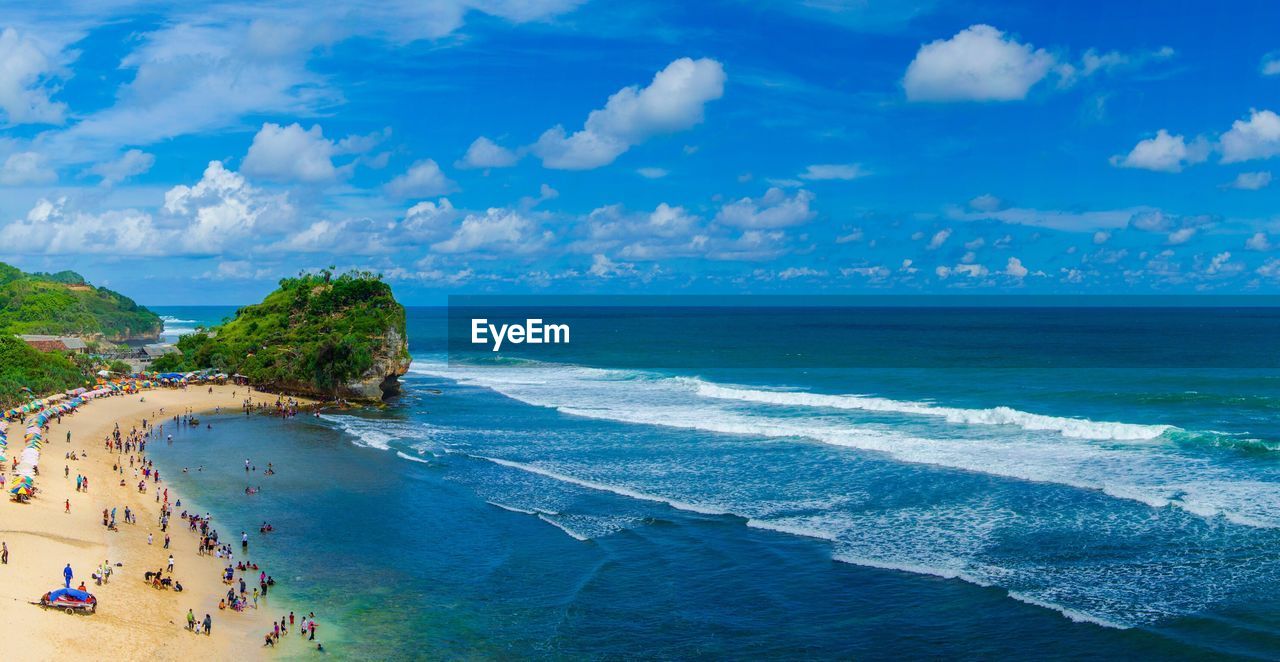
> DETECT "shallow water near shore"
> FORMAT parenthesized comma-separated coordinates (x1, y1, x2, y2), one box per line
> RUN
(147, 305, 1280, 659)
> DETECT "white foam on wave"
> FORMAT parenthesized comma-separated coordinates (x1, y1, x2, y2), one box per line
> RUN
(536, 514, 591, 541)
(415, 360, 1280, 529)
(486, 500, 537, 515)
(692, 380, 1172, 441)
(472, 454, 731, 516)
(746, 519, 839, 542)
(321, 414, 394, 450)
(395, 451, 430, 464)
(1006, 591, 1130, 630)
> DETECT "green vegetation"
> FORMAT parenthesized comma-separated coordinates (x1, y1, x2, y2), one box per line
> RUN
(0, 262, 161, 405)
(0, 262, 162, 340)
(152, 270, 409, 399)
(0, 335, 91, 407)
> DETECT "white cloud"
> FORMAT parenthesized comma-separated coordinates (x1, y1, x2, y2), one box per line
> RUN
(777, 267, 825, 280)
(8, 197, 161, 255)
(949, 204, 1141, 231)
(904, 25, 1054, 102)
(926, 228, 951, 249)
(243, 122, 345, 183)
(385, 159, 457, 198)
(715, 187, 815, 229)
(0, 27, 67, 125)
(1093, 231, 1110, 244)
(836, 228, 863, 244)
(1205, 251, 1239, 276)
(0, 151, 56, 185)
(1004, 256, 1028, 278)
(204, 260, 274, 281)
(588, 254, 638, 278)
(89, 149, 155, 186)
(163, 160, 294, 253)
(1246, 232, 1272, 251)
(798, 163, 865, 180)
(36, 2, 584, 165)
(1219, 109, 1280, 163)
(968, 193, 1003, 212)
(274, 216, 394, 254)
(1059, 46, 1175, 86)
(400, 198, 459, 242)
(636, 167, 669, 179)
(533, 57, 726, 169)
(457, 136, 519, 169)
(1228, 171, 1272, 190)
(1262, 54, 1280, 76)
(1110, 129, 1208, 172)
(1167, 227, 1196, 245)
(432, 207, 546, 254)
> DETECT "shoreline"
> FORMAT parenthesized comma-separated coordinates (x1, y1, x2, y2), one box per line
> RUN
(0, 384, 315, 659)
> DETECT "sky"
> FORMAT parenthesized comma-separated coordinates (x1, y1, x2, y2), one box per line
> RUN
(1, 0, 1280, 304)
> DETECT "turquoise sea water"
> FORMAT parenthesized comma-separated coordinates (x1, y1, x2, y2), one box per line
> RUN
(148, 304, 1280, 659)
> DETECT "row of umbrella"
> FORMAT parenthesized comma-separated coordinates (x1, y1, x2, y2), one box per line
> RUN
(6, 378, 161, 499)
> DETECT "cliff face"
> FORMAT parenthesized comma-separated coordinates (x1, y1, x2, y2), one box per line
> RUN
(151, 271, 411, 402)
(336, 326, 411, 401)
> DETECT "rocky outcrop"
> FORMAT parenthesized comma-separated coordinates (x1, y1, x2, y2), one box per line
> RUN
(338, 327, 411, 401)
(150, 270, 410, 404)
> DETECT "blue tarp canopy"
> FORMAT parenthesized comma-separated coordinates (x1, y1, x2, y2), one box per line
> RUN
(158, 373, 185, 380)
(48, 588, 92, 601)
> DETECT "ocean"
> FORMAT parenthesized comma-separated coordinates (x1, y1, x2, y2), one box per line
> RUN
(147, 304, 1280, 659)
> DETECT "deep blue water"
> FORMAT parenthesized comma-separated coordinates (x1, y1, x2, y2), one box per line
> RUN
(146, 304, 1280, 659)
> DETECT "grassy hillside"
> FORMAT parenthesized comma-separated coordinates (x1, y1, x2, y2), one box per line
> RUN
(153, 270, 409, 399)
(0, 335, 90, 407)
(0, 263, 162, 340)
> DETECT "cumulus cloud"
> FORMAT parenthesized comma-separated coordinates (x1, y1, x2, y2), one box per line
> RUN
(0, 27, 67, 125)
(1110, 129, 1209, 172)
(456, 136, 519, 169)
(1262, 54, 1280, 76)
(636, 167, 668, 179)
(8, 197, 160, 254)
(163, 160, 294, 253)
(1228, 171, 1272, 190)
(1246, 232, 1272, 251)
(400, 198, 459, 242)
(573, 202, 710, 260)
(1004, 256, 1028, 278)
(1167, 227, 1196, 245)
(0, 151, 56, 185)
(588, 253, 638, 278)
(385, 159, 457, 198)
(533, 57, 726, 169)
(1219, 109, 1280, 163)
(968, 193, 1003, 212)
(715, 187, 815, 229)
(89, 149, 155, 186)
(433, 207, 547, 254)
(926, 228, 951, 249)
(242, 122, 346, 183)
(1093, 231, 1111, 245)
(903, 25, 1054, 101)
(798, 163, 865, 180)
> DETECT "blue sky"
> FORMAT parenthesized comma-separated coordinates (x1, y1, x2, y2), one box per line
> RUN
(1, 0, 1279, 304)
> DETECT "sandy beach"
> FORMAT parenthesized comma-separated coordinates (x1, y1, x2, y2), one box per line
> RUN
(0, 385, 312, 660)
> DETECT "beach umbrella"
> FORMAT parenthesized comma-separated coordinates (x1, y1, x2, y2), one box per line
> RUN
(10, 485, 31, 496)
